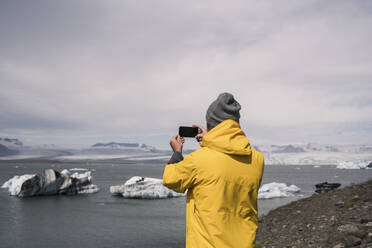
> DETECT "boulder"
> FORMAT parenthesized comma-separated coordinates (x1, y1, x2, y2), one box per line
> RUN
(315, 182, 341, 194)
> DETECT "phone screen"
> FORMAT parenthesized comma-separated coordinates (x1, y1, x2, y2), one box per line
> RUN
(179, 126, 198, 138)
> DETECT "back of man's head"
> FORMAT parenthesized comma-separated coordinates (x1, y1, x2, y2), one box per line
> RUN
(206, 92, 241, 130)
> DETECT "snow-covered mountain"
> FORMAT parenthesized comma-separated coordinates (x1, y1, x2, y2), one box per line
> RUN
(0, 144, 19, 157)
(0, 138, 171, 161)
(0, 137, 23, 148)
(254, 143, 372, 165)
(0, 138, 23, 157)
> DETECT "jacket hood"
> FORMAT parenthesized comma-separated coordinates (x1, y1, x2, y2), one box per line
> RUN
(201, 119, 252, 155)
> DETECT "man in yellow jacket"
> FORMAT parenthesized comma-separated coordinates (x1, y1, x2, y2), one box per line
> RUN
(163, 92, 265, 248)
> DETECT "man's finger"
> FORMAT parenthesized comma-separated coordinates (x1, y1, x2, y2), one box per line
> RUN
(192, 124, 202, 132)
(176, 134, 183, 143)
(193, 124, 206, 133)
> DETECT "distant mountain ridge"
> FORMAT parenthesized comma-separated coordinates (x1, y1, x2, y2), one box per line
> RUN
(0, 144, 19, 157)
(91, 142, 156, 152)
(0, 137, 22, 157)
(271, 145, 306, 153)
(0, 137, 23, 147)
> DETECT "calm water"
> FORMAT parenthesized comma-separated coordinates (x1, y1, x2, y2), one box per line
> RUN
(0, 161, 371, 248)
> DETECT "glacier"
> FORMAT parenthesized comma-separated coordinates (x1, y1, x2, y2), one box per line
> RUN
(2, 138, 372, 166)
(1, 169, 99, 197)
(337, 160, 372, 169)
(258, 182, 301, 200)
(110, 176, 185, 199)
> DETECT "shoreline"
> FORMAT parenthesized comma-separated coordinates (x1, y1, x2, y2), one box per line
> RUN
(256, 179, 372, 247)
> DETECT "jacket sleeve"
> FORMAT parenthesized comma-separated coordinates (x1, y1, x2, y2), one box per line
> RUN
(163, 152, 196, 193)
(168, 151, 184, 164)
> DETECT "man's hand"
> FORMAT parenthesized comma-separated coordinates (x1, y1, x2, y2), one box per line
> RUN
(192, 124, 207, 143)
(170, 134, 185, 153)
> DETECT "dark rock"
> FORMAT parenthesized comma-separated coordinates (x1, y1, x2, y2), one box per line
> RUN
(337, 224, 360, 235)
(352, 195, 360, 202)
(354, 230, 367, 239)
(315, 182, 341, 194)
(333, 244, 344, 248)
(367, 161, 372, 168)
(366, 233, 372, 243)
(330, 216, 337, 226)
(344, 235, 361, 247)
(360, 218, 371, 224)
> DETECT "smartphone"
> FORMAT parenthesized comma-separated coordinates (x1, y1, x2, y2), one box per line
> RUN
(179, 126, 198, 138)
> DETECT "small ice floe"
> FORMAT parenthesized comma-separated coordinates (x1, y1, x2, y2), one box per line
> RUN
(110, 176, 185, 199)
(337, 160, 372, 169)
(1, 169, 99, 197)
(70, 168, 89, 171)
(258, 182, 301, 200)
(313, 165, 320, 168)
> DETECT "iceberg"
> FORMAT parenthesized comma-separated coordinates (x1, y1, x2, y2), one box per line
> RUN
(258, 182, 301, 200)
(337, 160, 372, 169)
(110, 176, 185, 199)
(1, 169, 99, 197)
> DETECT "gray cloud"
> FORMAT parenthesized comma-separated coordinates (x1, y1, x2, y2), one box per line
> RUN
(0, 0, 371, 145)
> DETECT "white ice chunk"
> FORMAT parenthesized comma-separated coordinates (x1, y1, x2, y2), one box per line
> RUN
(124, 176, 147, 186)
(71, 171, 91, 180)
(2, 169, 98, 197)
(1, 174, 36, 196)
(258, 182, 301, 200)
(61, 169, 71, 176)
(77, 184, 100, 194)
(337, 160, 372, 169)
(110, 176, 185, 199)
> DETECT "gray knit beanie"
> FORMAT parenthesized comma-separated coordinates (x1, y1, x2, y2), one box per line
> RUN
(206, 92, 241, 130)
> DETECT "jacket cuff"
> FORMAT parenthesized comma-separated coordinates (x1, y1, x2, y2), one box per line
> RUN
(168, 151, 184, 164)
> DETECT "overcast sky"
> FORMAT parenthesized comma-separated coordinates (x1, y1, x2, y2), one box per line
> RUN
(0, 0, 371, 148)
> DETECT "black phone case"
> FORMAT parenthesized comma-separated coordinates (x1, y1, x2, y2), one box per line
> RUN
(179, 126, 198, 137)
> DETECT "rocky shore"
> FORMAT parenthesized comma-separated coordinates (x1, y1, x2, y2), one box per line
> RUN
(256, 180, 372, 248)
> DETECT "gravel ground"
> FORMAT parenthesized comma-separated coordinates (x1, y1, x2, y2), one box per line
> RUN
(256, 179, 372, 248)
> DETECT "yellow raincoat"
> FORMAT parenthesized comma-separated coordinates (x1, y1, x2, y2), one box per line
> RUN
(163, 119, 265, 248)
